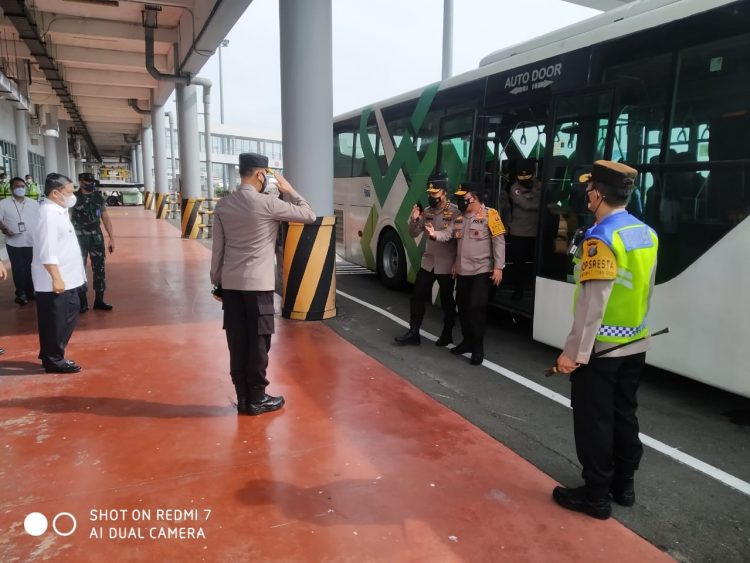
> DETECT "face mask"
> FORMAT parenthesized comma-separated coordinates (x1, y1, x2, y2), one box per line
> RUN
(457, 198, 470, 213)
(64, 194, 77, 208)
(13, 187, 26, 197)
(428, 196, 440, 208)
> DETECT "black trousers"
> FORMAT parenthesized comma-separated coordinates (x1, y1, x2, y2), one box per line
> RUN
(410, 268, 456, 328)
(455, 273, 491, 353)
(36, 289, 80, 368)
(6, 245, 34, 298)
(509, 235, 535, 292)
(571, 352, 646, 498)
(223, 290, 275, 402)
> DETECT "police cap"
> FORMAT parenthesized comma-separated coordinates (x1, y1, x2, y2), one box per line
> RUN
(579, 160, 637, 190)
(79, 172, 95, 182)
(517, 159, 535, 181)
(426, 172, 449, 193)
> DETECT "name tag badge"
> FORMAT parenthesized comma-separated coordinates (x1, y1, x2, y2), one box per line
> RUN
(18, 222, 26, 233)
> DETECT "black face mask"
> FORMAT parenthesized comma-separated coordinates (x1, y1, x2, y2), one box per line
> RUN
(428, 196, 441, 208)
(456, 198, 470, 213)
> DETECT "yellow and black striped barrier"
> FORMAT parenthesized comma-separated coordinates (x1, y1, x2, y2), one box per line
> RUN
(282, 216, 336, 321)
(144, 191, 155, 210)
(155, 193, 169, 219)
(181, 197, 202, 239)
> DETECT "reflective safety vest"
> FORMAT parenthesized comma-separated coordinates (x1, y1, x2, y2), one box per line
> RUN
(26, 181, 39, 199)
(0, 181, 10, 198)
(574, 211, 658, 345)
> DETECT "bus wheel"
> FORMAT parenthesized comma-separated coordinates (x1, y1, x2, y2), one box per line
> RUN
(377, 229, 406, 289)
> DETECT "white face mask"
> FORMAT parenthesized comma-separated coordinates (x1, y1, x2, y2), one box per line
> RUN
(64, 194, 77, 208)
(13, 187, 26, 197)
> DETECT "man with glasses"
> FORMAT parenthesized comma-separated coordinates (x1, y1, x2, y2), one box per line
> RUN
(552, 160, 658, 520)
(427, 183, 506, 365)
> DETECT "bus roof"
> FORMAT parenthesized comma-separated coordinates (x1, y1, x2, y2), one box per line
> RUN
(334, 0, 737, 123)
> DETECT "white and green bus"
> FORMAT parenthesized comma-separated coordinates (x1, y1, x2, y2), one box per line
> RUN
(333, 0, 750, 398)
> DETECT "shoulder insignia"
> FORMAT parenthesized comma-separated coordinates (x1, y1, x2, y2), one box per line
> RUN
(579, 239, 617, 282)
(487, 208, 506, 237)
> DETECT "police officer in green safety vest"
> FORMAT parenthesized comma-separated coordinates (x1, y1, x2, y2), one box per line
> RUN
(25, 175, 40, 200)
(552, 160, 658, 521)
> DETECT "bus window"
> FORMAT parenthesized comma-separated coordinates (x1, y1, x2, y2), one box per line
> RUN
(655, 35, 750, 282)
(353, 126, 382, 178)
(334, 130, 354, 178)
(438, 111, 473, 188)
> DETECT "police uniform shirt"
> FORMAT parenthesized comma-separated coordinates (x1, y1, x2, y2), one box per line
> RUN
(509, 179, 541, 237)
(437, 205, 506, 275)
(0, 196, 39, 247)
(31, 200, 86, 292)
(210, 184, 316, 292)
(408, 201, 458, 275)
(562, 209, 655, 363)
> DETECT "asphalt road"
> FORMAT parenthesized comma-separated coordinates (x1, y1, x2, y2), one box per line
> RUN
(327, 268, 750, 563)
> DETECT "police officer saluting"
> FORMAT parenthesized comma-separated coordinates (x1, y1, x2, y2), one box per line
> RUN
(394, 177, 458, 346)
(71, 172, 115, 312)
(552, 160, 658, 520)
(428, 183, 505, 365)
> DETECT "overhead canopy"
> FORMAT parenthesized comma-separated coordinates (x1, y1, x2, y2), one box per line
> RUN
(0, 0, 251, 160)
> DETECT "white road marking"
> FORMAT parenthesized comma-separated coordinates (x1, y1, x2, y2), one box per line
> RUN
(336, 289, 750, 497)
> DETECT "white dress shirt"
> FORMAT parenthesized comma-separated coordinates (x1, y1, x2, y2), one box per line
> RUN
(0, 196, 39, 247)
(32, 200, 86, 292)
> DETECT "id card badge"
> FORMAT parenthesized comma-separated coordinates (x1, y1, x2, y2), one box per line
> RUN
(18, 222, 26, 233)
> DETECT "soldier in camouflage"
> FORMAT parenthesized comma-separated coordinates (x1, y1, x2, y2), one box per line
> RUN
(71, 172, 115, 312)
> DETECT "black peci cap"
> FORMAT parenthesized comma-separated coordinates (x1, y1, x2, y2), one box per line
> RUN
(239, 153, 269, 169)
(79, 172, 95, 182)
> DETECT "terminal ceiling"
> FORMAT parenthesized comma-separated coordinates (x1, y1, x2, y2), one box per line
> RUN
(0, 0, 633, 161)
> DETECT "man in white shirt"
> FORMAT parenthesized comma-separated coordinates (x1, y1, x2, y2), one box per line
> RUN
(32, 173, 86, 374)
(0, 176, 40, 305)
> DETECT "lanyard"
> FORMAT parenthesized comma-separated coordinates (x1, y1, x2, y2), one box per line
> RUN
(12, 198, 25, 221)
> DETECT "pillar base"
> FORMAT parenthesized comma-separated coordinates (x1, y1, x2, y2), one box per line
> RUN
(181, 198, 202, 239)
(282, 216, 336, 321)
(144, 191, 155, 210)
(155, 193, 169, 219)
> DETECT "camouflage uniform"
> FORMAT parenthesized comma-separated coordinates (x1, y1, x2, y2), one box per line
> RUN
(71, 190, 107, 292)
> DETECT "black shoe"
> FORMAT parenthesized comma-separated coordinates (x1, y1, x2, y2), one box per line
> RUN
(93, 300, 113, 311)
(236, 396, 249, 415)
(394, 327, 420, 345)
(470, 353, 484, 365)
(552, 486, 611, 520)
(247, 394, 285, 416)
(44, 360, 82, 374)
(14, 296, 28, 306)
(451, 341, 471, 355)
(610, 479, 635, 507)
(435, 327, 453, 347)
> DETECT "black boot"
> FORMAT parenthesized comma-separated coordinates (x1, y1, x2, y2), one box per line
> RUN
(610, 476, 635, 507)
(93, 291, 113, 311)
(394, 323, 421, 345)
(235, 385, 249, 415)
(435, 325, 453, 347)
(470, 342, 484, 365)
(79, 290, 89, 314)
(451, 341, 472, 355)
(552, 486, 611, 520)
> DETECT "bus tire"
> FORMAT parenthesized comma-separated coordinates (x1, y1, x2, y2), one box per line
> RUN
(377, 228, 407, 289)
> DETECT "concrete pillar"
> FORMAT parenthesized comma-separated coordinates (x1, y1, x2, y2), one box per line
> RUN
(166, 111, 177, 191)
(55, 127, 71, 180)
(152, 105, 168, 194)
(130, 145, 138, 182)
(142, 125, 154, 190)
(279, 0, 336, 320)
(13, 109, 30, 176)
(227, 163, 237, 192)
(176, 83, 202, 238)
(176, 84, 201, 199)
(43, 135, 58, 175)
(136, 142, 144, 184)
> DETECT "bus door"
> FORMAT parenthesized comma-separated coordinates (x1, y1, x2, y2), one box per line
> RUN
(476, 107, 549, 316)
(538, 88, 615, 286)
